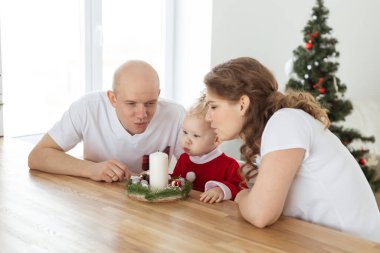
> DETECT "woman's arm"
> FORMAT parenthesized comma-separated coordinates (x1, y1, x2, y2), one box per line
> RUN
(235, 148, 305, 228)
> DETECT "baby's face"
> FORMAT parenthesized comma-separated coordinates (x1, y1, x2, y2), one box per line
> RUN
(180, 116, 218, 156)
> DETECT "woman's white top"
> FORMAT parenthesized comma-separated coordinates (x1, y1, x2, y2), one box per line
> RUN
(261, 108, 380, 243)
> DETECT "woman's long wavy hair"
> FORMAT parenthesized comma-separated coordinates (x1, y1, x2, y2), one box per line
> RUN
(204, 57, 330, 181)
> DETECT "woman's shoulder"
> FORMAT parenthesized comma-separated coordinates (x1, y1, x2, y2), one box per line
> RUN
(269, 108, 312, 125)
(273, 108, 308, 116)
(261, 109, 314, 158)
(264, 108, 315, 139)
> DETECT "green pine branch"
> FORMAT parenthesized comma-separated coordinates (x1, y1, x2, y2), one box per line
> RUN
(330, 124, 375, 144)
(125, 180, 192, 201)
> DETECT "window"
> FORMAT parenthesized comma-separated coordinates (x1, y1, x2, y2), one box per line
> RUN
(0, 0, 85, 137)
(0, 0, 170, 137)
(102, 0, 168, 95)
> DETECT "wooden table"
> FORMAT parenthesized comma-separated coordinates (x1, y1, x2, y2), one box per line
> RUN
(1, 138, 379, 253)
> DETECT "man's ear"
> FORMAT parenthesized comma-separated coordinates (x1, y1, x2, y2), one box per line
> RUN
(239, 95, 250, 116)
(107, 90, 117, 108)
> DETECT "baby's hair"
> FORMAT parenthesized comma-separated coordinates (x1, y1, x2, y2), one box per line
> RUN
(186, 93, 208, 120)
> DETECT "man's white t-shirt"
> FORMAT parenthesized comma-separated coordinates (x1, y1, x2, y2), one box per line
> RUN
(261, 108, 380, 243)
(48, 91, 185, 173)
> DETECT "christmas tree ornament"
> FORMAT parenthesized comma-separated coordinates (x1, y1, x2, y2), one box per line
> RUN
(312, 77, 324, 88)
(307, 65, 312, 70)
(359, 158, 366, 166)
(314, 61, 319, 66)
(141, 180, 149, 188)
(305, 41, 313, 49)
(131, 176, 141, 184)
(304, 74, 309, 79)
(171, 179, 182, 187)
(311, 32, 319, 38)
(318, 87, 326, 94)
(312, 15, 317, 20)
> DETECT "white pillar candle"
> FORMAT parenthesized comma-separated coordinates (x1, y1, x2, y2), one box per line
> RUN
(149, 152, 169, 190)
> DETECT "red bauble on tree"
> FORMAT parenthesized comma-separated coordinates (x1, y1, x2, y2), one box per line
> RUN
(318, 87, 326, 94)
(305, 41, 313, 50)
(359, 158, 366, 166)
(311, 31, 319, 38)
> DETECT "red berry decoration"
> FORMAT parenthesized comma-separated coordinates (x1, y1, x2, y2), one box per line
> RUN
(359, 158, 366, 166)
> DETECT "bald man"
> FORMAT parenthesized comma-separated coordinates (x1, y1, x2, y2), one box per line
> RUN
(28, 60, 185, 182)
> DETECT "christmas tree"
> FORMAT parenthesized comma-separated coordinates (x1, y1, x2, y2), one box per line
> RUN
(286, 0, 380, 192)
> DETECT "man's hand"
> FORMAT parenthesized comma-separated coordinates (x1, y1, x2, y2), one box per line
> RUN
(90, 160, 133, 183)
(28, 134, 138, 182)
(200, 187, 224, 204)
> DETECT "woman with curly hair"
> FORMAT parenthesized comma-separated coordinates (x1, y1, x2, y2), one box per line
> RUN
(204, 57, 380, 243)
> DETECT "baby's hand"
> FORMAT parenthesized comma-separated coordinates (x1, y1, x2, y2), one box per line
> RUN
(200, 187, 224, 204)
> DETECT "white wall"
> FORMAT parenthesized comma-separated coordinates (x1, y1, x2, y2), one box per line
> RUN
(172, 0, 212, 109)
(210, 0, 380, 154)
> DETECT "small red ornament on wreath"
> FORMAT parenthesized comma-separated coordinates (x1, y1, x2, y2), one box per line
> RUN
(359, 158, 366, 166)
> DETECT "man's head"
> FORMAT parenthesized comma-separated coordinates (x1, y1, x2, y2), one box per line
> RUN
(107, 60, 160, 135)
(180, 95, 220, 156)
